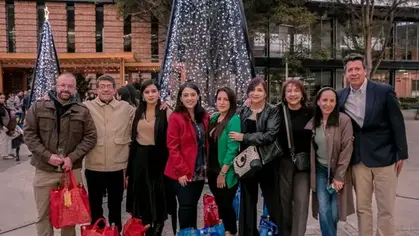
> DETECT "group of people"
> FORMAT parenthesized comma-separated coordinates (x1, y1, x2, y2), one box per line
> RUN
(0, 90, 29, 161)
(23, 52, 407, 236)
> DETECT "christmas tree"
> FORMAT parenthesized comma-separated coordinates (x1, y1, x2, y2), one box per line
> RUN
(158, 0, 255, 109)
(29, 7, 60, 107)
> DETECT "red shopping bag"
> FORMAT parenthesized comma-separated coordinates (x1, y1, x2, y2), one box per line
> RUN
(50, 170, 91, 229)
(81, 218, 118, 236)
(122, 216, 150, 236)
(203, 194, 220, 227)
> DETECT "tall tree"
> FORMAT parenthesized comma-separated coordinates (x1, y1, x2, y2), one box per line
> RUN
(329, 0, 417, 77)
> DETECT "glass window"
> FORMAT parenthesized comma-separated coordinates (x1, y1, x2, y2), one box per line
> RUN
(311, 19, 332, 59)
(95, 4, 104, 52)
(395, 70, 419, 98)
(335, 69, 344, 90)
(123, 16, 131, 52)
(305, 70, 332, 101)
(371, 70, 390, 84)
(268, 68, 285, 104)
(37, 2, 45, 47)
(6, 1, 15, 53)
(395, 22, 419, 61)
(66, 3, 75, 53)
(151, 16, 159, 62)
(254, 32, 266, 57)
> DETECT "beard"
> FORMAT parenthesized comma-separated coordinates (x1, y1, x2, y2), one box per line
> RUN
(58, 91, 72, 101)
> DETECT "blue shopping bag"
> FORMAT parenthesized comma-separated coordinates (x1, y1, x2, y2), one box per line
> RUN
(199, 222, 225, 236)
(259, 215, 278, 236)
(233, 185, 240, 220)
(177, 227, 201, 236)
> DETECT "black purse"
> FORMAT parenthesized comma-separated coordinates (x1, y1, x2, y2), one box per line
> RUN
(283, 105, 310, 171)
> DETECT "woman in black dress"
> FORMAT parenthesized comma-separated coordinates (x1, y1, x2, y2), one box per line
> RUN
(126, 80, 172, 236)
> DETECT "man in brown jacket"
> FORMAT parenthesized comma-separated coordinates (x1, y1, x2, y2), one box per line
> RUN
(24, 72, 97, 236)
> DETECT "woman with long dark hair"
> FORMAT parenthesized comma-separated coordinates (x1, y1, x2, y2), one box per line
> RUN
(305, 87, 355, 236)
(126, 79, 171, 235)
(164, 82, 209, 230)
(208, 87, 240, 235)
(228, 77, 281, 236)
(277, 79, 312, 236)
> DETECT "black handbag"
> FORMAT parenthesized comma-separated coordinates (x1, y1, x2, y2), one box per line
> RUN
(283, 105, 310, 171)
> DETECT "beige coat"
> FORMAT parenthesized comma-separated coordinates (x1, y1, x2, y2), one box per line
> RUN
(305, 112, 355, 221)
(84, 98, 135, 172)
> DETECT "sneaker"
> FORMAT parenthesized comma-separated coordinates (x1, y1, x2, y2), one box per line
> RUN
(3, 155, 14, 160)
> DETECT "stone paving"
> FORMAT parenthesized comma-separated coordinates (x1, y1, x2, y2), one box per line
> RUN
(0, 110, 418, 235)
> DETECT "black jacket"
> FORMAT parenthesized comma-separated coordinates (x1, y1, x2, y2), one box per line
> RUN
(239, 103, 282, 164)
(338, 80, 408, 167)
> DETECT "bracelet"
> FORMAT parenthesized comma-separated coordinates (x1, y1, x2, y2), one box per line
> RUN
(220, 171, 226, 176)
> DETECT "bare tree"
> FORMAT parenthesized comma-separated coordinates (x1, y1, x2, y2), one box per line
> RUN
(330, 0, 418, 77)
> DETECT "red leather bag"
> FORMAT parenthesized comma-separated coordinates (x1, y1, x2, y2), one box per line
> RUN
(81, 218, 118, 236)
(203, 194, 220, 227)
(50, 170, 91, 229)
(123, 216, 150, 236)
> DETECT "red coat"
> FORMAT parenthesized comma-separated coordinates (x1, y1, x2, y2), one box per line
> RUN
(164, 111, 209, 181)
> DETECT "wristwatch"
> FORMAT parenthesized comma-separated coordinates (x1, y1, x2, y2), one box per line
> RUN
(220, 171, 226, 176)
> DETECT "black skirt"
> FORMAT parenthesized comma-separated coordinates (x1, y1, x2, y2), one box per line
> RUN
(126, 144, 168, 223)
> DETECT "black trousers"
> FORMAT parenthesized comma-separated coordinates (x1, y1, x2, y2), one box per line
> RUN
(85, 169, 124, 233)
(207, 172, 239, 234)
(239, 162, 280, 236)
(172, 180, 205, 230)
(278, 157, 310, 236)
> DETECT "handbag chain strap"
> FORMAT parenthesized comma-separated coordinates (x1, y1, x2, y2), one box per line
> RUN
(282, 105, 296, 163)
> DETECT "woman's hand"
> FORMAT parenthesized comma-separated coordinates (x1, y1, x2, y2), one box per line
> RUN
(216, 174, 226, 188)
(333, 180, 344, 192)
(229, 132, 244, 142)
(178, 175, 189, 187)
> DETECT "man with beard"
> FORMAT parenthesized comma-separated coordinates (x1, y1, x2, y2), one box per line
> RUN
(24, 72, 97, 236)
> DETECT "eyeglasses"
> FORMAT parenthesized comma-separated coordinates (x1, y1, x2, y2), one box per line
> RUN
(98, 84, 114, 90)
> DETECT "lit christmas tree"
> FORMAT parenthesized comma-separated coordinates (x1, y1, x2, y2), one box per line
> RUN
(29, 7, 60, 107)
(158, 0, 255, 109)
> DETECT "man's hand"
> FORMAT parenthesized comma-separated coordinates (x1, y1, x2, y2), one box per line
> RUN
(48, 154, 63, 166)
(395, 160, 404, 177)
(62, 157, 73, 171)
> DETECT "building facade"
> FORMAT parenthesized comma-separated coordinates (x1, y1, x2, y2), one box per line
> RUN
(0, 0, 164, 94)
(0, 0, 418, 101)
(252, 2, 419, 102)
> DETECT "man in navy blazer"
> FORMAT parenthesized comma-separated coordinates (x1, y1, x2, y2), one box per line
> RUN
(337, 53, 408, 236)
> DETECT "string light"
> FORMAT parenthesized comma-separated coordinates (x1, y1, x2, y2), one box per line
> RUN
(158, 0, 253, 110)
(29, 18, 60, 107)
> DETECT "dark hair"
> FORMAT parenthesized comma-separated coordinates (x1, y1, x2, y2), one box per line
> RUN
(132, 82, 142, 90)
(343, 53, 366, 71)
(96, 74, 116, 88)
(213, 87, 237, 138)
(174, 82, 206, 123)
(281, 79, 308, 107)
(117, 86, 133, 105)
(247, 76, 268, 96)
(313, 87, 340, 128)
(137, 79, 161, 119)
(125, 84, 140, 106)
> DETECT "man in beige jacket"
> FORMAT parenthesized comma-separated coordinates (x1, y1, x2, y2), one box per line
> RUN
(83, 75, 135, 233)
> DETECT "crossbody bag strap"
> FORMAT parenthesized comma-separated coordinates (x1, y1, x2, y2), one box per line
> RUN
(282, 105, 295, 160)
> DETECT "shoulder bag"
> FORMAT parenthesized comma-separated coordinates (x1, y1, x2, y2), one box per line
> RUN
(283, 105, 310, 171)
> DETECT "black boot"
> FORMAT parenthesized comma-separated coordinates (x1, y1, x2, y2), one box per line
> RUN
(152, 222, 164, 236)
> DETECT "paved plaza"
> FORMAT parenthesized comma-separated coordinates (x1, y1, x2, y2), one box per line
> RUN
(0, 111, 418, 236)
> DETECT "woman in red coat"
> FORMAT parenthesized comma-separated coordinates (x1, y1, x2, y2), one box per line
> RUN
(164, 82, 209, 230)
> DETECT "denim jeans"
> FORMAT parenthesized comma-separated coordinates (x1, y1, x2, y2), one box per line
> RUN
(316, 164, 338, 236)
